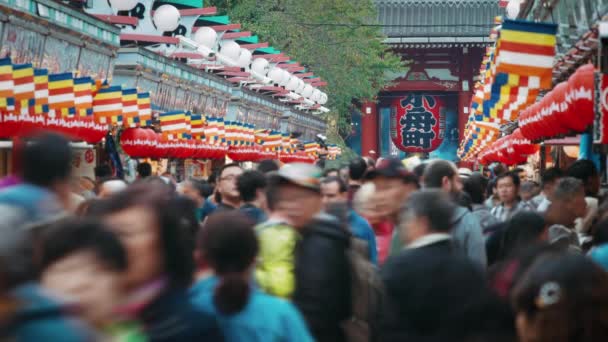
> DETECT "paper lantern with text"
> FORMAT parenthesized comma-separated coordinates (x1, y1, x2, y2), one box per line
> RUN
(120, 128, 149, 157)
(390, 94, 445, 153)
(568, 63, 594, 132)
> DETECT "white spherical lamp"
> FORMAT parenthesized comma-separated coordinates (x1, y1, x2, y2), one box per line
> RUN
(279, 70, 291, 86)
(319, 92, 328, 105)
(286, 76, 300, 91)
(219, 41, 241, 61)
(109, 0, 138, 11)
(237, 48, 252, 68)
(506, 0, 520, 19)
(153, 5, 181, 32)
(268, 67, 285, 84)
(193, 27, 217, 49)
(251, 58, 269, 76)
(302, 84, 314, 98)
(295, 79, 306, 94)
(311, 89, 322, 102)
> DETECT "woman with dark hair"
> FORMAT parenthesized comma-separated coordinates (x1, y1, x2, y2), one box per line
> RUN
(87, 183, 222, 341)
(512, 253, 608, 342)
(497, 211, 546, 262)
(192, 212, 313, 342)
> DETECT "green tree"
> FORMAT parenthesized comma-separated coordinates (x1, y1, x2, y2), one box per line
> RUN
(207, 0, 403, 147)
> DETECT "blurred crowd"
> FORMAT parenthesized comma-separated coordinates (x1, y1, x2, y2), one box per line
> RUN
(1, 131, 608, 342)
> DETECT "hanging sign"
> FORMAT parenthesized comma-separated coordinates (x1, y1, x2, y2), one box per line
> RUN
(594, 72, 608, 145)
(390, 94, 446, 153)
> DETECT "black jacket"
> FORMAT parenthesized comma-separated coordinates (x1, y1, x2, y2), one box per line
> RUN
(293, 213, 352, 342)
(381, 239, 487, 342)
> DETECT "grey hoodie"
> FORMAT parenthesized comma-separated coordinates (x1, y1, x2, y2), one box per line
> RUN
(451, 206, 487, 268)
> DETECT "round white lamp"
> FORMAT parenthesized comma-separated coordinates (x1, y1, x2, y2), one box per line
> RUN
(286, 76, 300, 91)
(311, 89, 321, 102)
(268, 67, 285, 84)
(109, 0, 138, 11)
(251, 58, 270, 76)
(302, 84, 314, 98)
(319, 92, 328, 105)
(153, 5, 181, 32)
(193, 27, 217, 49)
(279, 70, 291, 86)
(219, 41, 241, 61)
(237, 48, 252, 68)
(506, 0, 520, 19)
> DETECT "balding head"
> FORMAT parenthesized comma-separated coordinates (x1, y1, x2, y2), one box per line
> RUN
(423, 160, 461, 194)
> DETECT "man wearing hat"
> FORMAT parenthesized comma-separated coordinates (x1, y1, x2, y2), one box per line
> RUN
(365, 157, 420, 263)
(255, 163, 351, 342)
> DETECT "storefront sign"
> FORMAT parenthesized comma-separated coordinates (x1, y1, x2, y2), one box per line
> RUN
(594, 72, 608, 144)
(390, 94, 445, 153)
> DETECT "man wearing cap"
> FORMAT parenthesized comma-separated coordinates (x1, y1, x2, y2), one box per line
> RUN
(365, 157, 420, 263)
(255, 163, 351, 342)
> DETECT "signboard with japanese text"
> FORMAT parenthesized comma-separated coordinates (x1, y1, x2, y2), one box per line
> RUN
(593, 72, 608, 145)
(390, 94, 446, 153)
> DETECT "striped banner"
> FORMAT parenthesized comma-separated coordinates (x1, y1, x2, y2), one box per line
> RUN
(13, 64, 35, 115)
(48, 72, 75, 118)
(160, 111, 187, 139)
(33, 69, 49, 115)
(0, 58, 14, 113)
(93, 85, 123, 125)
(74, 77, 93, 117)
(137, 92, 152, 126)
(495, 20, 558, 89)
(122, 88, 139, 128)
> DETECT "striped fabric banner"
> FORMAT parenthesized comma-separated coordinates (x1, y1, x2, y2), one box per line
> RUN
(0, 58, 14, 113)
(93, 85, 123, 125)
(160, 111, 186, 139)
(191, 114, 204, 139)
(137, 92, 152, 126)
(217, 118, 226, 145)
(33, 69, 49, 115)
(48, 72, 75, 118)
(13, 64, 35, 115)
(495, 20, 558, 89)
(74, 77, 93, 117)
(122, 88, 139, 128)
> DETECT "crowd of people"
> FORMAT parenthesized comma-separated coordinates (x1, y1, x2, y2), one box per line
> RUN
(1, 131, 608, 341)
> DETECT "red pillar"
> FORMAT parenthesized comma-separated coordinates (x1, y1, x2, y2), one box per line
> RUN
(360, 101, 378, 158)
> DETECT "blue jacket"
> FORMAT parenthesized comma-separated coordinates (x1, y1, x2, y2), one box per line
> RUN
(8, 283, 94, 341)
(348, 210, 378, 264)
(0, 184, 63, 223)
(191, 277, 314, 342)
(197, 198, 217, 222)
(240, 204, 268, 224)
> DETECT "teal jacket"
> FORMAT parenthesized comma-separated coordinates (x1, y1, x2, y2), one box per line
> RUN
(191, 277, 314, 342)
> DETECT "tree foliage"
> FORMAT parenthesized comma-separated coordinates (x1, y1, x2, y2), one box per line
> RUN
(207, 0, 404, 142)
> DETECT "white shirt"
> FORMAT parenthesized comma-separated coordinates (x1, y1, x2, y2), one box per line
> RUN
(406, 233, 451, 249)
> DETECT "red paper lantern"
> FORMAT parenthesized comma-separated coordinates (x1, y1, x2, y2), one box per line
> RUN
(390, 94, 445, 153)
(567, 63, 594, 132)
(120, 128, 149, 157)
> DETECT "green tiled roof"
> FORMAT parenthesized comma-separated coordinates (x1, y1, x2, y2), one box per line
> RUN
(375, 0, 502, 38)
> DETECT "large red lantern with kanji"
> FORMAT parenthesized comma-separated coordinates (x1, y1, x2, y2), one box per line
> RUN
(390, 94, 445, 153)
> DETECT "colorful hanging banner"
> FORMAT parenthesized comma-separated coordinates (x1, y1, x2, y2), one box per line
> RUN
(33, 69, 49, 115)
(93, 85, 123, 125)
(137, 92, 152, 127)
(48, 72, 75, 118)
(73, 77, 93, 117)
(122, 88, 139, 128)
